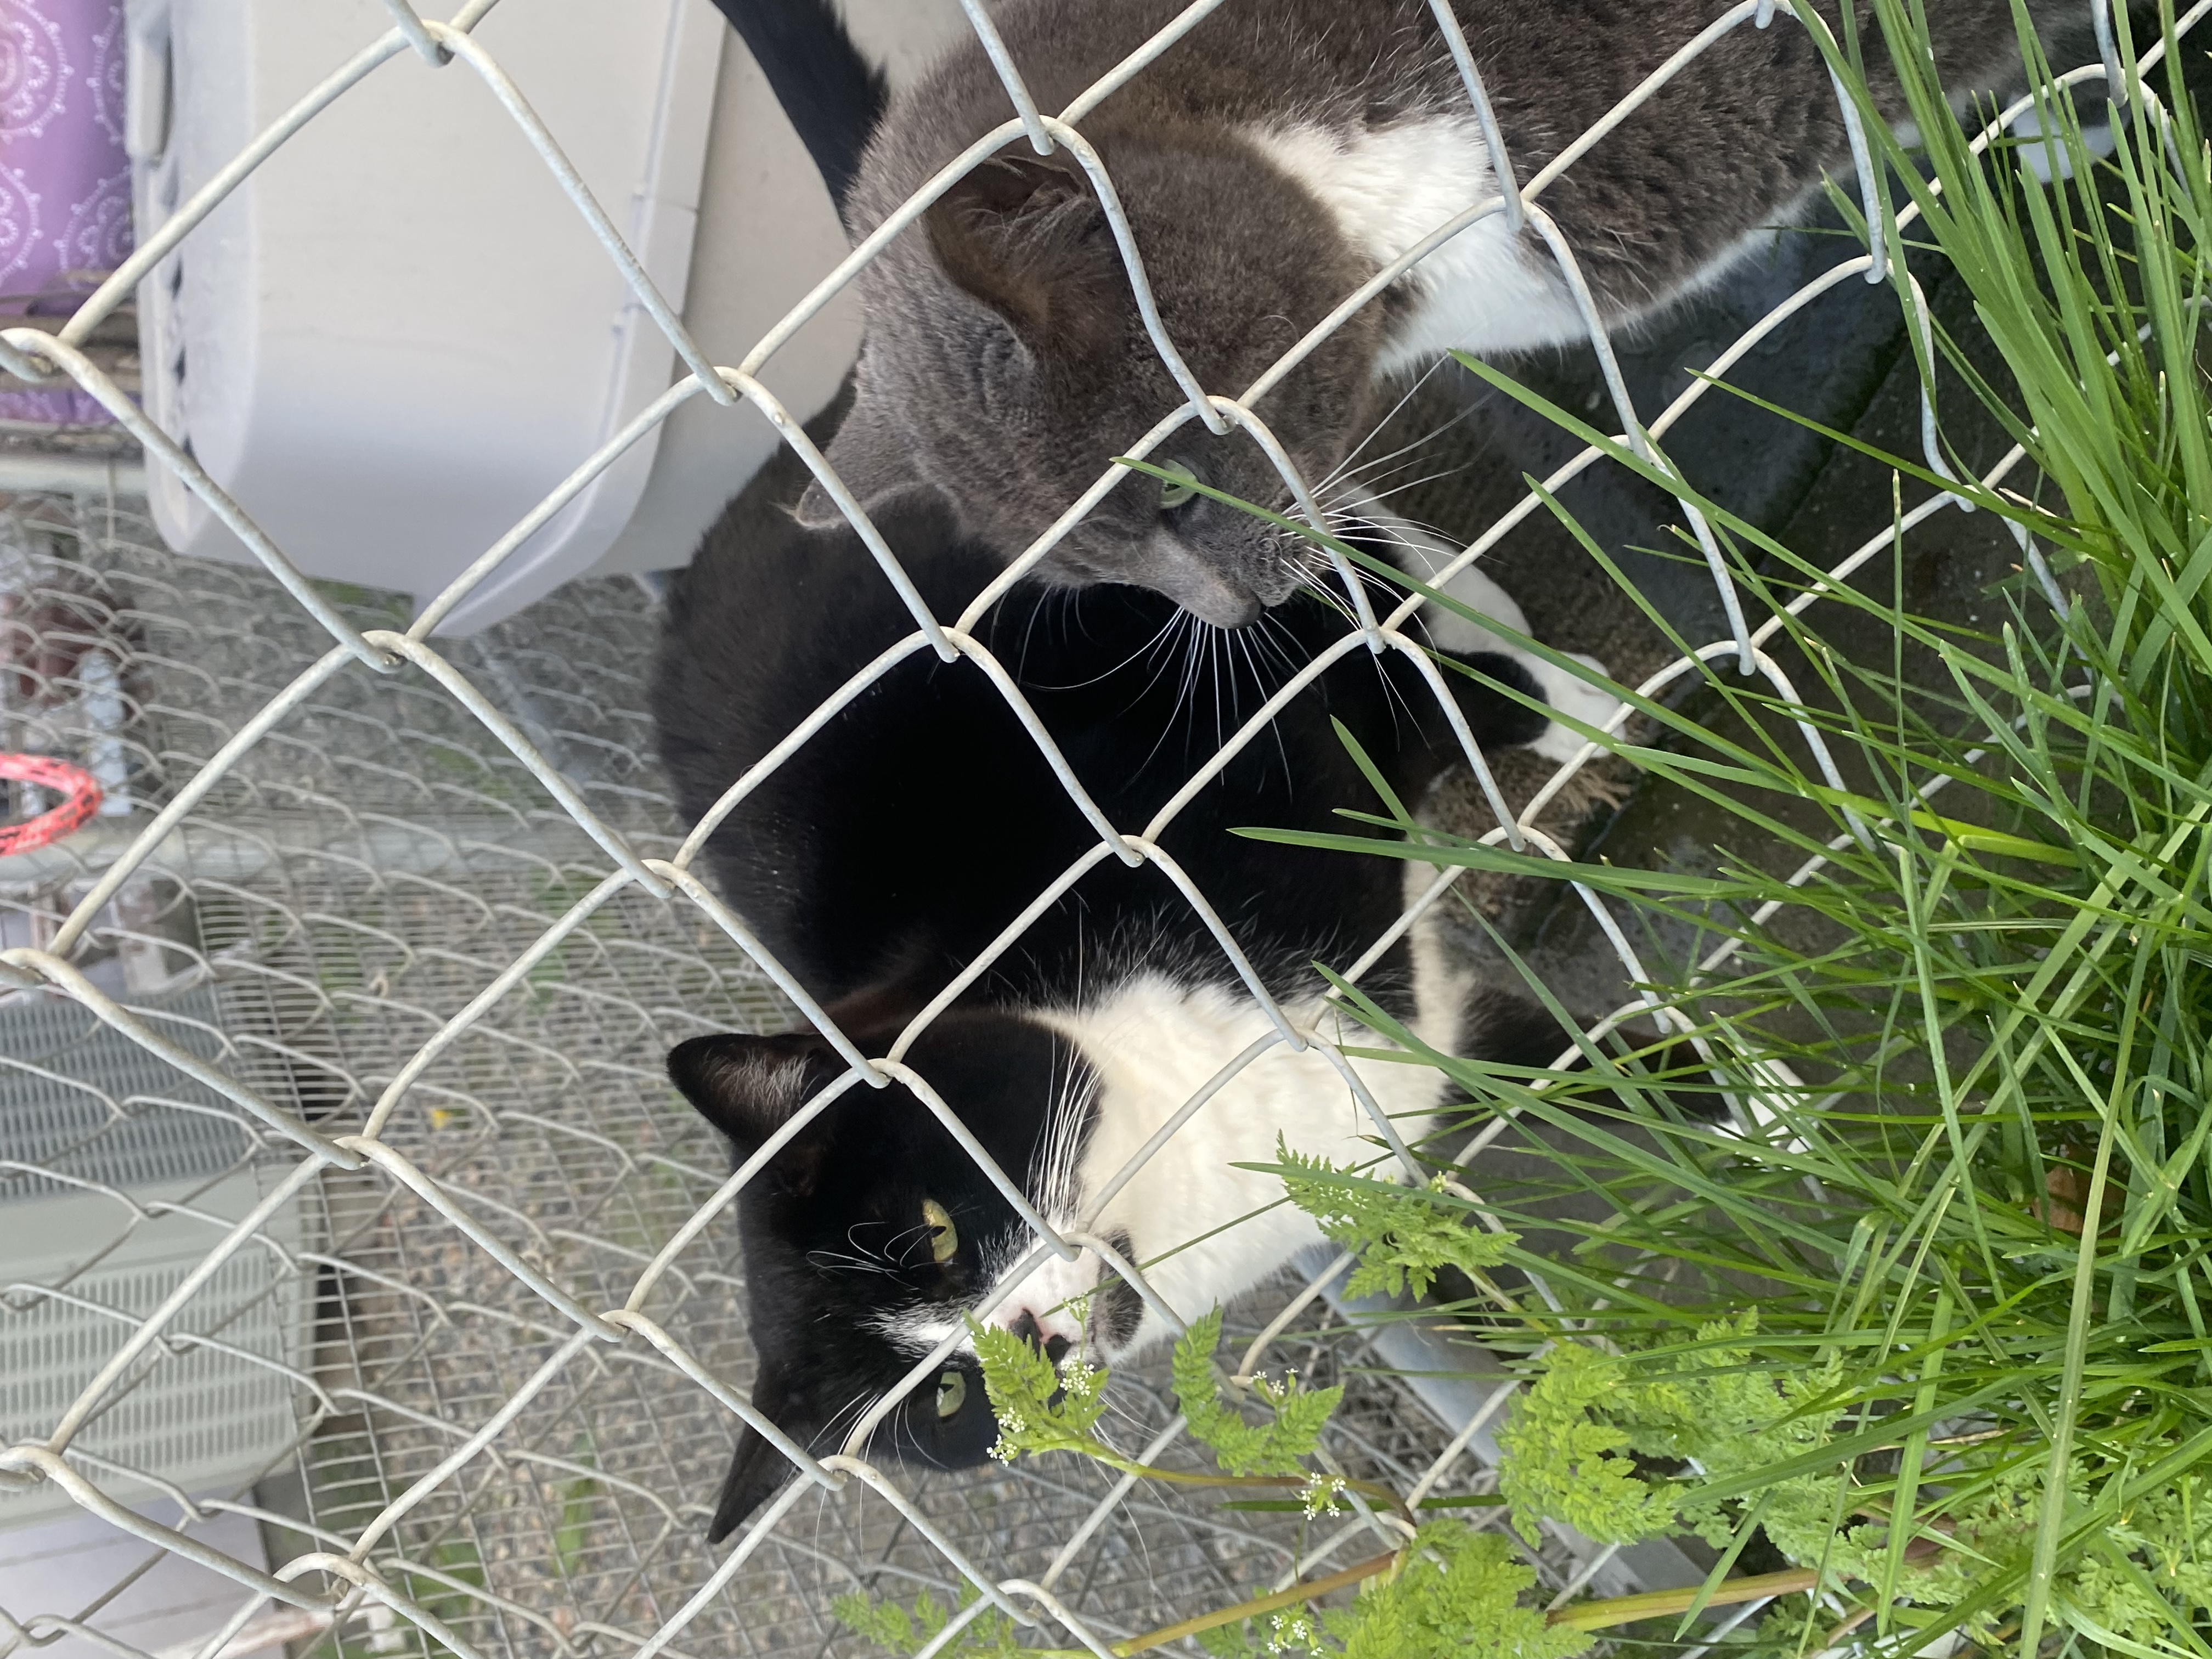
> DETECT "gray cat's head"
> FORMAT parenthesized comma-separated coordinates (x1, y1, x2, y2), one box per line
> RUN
(797, 133, 1385, 628)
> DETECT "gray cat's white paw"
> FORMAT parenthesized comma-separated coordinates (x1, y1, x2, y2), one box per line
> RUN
(1529, 653, 1622, 765)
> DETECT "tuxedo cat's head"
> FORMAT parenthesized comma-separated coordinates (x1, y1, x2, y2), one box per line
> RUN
(798, 133, 1385, 628)
(669, 1013, 1102, 1542)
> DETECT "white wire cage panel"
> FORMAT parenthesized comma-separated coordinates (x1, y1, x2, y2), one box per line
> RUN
(0, 499, 1548, 1659)
(0, 2, 2172, 1658)
(122, 0, 971, 634)
(0, 977, 316, 1533)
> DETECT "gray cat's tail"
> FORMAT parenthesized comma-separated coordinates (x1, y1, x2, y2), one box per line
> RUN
(704, 0, 883, 213)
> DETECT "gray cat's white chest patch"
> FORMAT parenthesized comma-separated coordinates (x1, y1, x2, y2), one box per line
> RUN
(1243, 114, 1585, 370)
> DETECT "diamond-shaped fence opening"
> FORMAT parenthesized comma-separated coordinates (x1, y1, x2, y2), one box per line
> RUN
(0, 3, 2155, 1657)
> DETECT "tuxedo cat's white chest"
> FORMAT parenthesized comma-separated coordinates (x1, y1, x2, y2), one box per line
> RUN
(1244, 114, 1590, 374)
(1008, 975, 1458, 1358)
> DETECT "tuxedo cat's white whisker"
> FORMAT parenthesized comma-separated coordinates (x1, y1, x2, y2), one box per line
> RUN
(819, 1387, 883, 1458)
(1032, 1044, 1098, 1234)
(883, 1221, 945, 1268)
(806, 1249, 897, 1278)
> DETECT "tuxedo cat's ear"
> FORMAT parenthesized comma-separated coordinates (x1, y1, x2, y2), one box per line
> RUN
(921, 144, 1121, 357)
(706, 1375, 808, 1543)
(791, 391, 927, 529)
(668, 1031, 833, 1163)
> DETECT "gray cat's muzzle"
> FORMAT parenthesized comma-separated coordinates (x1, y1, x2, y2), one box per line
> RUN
(1135, 529, 1292, 629)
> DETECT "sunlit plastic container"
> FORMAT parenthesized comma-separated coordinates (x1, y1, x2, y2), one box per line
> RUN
(126, 0, 961, 634)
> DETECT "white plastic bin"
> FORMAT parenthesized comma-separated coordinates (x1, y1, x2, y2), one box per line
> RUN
(127, 0, 964, 635)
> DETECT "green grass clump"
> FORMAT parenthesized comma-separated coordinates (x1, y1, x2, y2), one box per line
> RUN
(1254, 4, 2212, 1652)
(1234, 4, 2212, 1651)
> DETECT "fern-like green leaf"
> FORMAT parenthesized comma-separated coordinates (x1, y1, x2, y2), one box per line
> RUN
(1195, 1619, 1265, 1657)
(831, 1592, 918, 1653)
(1273, 1139, 1514, 1301)
(832, 1586, 1027, 1657)
(1332, 1526, 1593, 1659)
(1495, 1342, 1678, 1547)
(1173, 1307, 1343, 1477)
(970, 1317, 1109, 1462)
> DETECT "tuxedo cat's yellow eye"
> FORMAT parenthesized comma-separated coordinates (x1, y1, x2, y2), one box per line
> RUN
(922, 1198, 958, 1263)
(1158, 461, 1200, 511)
(935, 1369, 967, 1418)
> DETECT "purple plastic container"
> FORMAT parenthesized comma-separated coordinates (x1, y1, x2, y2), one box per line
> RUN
(0, 0, 133, 424)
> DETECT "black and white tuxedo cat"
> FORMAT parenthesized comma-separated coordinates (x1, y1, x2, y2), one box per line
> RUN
(652, 408, 1588, 1539)
(653, 0, 1639, 1545)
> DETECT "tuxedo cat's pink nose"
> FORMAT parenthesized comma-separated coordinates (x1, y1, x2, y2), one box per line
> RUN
(1006, 1308, 1074, 1367)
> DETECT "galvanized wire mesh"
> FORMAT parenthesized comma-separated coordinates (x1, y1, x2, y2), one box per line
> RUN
(0, 2, 2178, 1657)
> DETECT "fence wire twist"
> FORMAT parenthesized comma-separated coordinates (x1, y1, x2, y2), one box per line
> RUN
(0, 2, 2182, 1656)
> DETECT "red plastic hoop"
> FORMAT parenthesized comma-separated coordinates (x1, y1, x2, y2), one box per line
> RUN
(0, 753, 103, 855)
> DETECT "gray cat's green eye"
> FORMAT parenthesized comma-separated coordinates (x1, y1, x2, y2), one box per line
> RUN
(935, 1369, 967, 1418)
(1158, 461, 1200, 511)
(922, 1198, 958, 1263)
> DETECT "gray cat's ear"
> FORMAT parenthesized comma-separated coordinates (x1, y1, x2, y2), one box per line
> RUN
(667, 1031, 832, 1165)
(791, 392, 923, 529)
(922, 144, 1121, 356)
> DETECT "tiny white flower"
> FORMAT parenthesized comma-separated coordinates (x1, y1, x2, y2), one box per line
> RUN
(1301, 1474, 1347, 1517)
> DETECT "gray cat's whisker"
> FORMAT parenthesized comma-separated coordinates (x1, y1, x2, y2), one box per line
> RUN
(1310, 356, 1451, 495)
(1041, 608, 1185, 691)
(1328, 435, 1466, 500)
(1254, 614, 1306, 682)
(1131, 611, 1205, 719)
(1324, 512, 1422, 547)
(1234, 628, 1296, 783)
(1339, 460, 1466, 507)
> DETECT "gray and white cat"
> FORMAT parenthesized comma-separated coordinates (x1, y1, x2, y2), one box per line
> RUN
(798, 0, 2099, 640)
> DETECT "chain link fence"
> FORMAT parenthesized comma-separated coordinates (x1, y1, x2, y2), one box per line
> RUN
(0, 3, 2176, 1657)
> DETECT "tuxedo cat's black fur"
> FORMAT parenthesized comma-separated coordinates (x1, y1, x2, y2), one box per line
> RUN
(653, 402, 1570, 1540)
(698, 0, 882, 210)
(659, 482, 1546, 1010)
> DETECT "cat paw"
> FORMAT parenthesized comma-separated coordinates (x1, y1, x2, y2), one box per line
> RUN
(1529, 654, 1622, 765)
